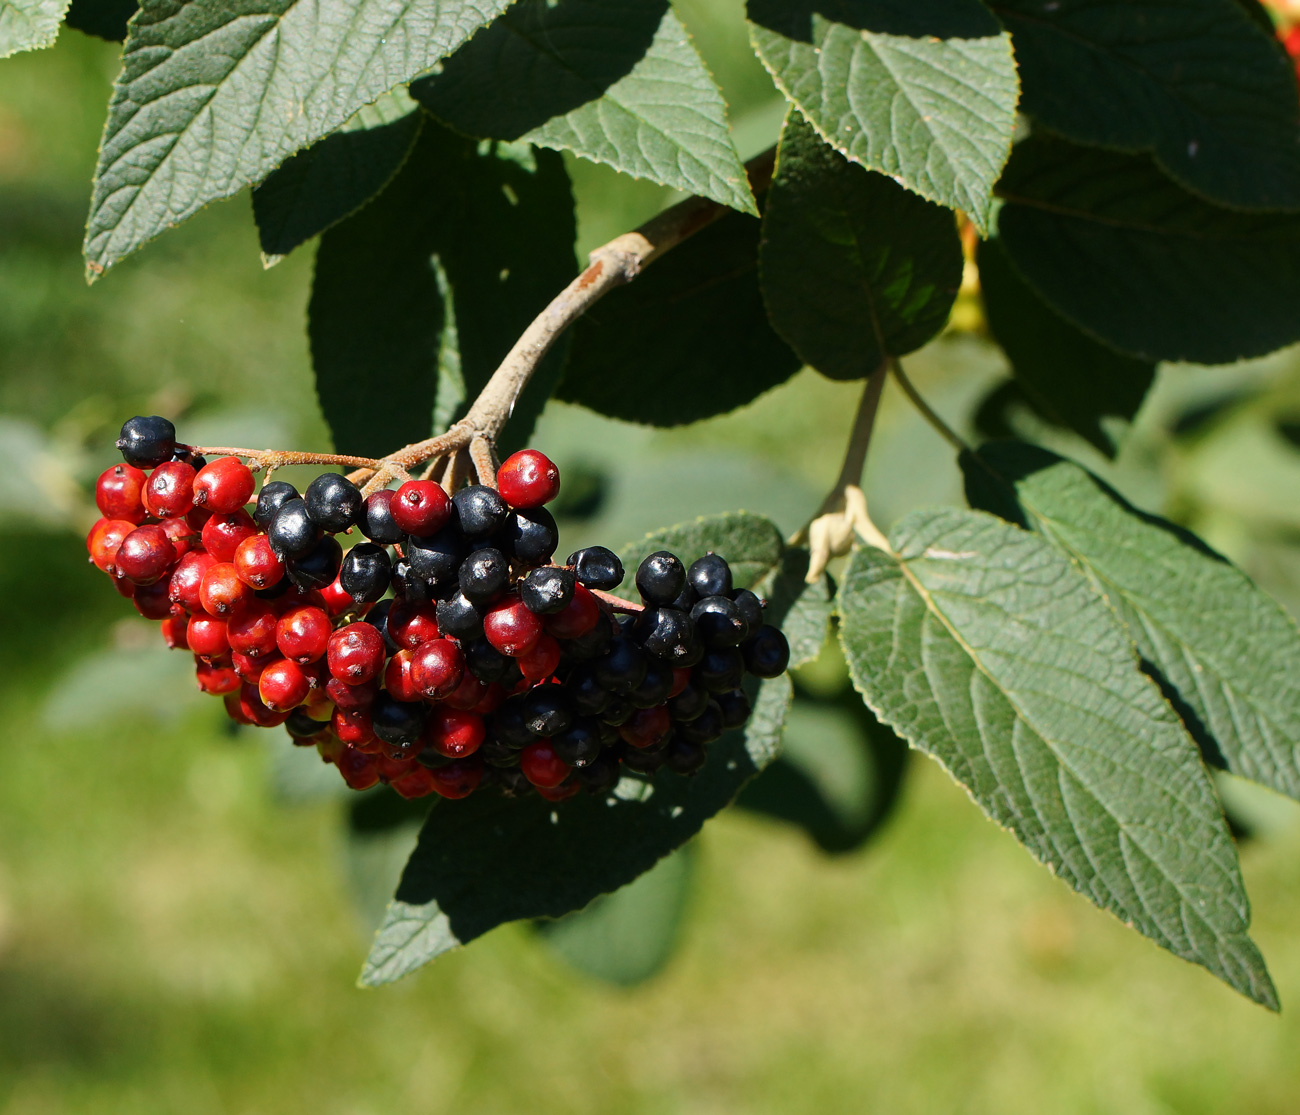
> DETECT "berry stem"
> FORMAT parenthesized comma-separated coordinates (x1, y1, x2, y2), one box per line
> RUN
(590, 589, 645, 615)
(192, 447, 385, 471)
(469, 435, 499, 489)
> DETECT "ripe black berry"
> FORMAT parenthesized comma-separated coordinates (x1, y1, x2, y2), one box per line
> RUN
(594, 637, 648, 695)
(742, 625, 791, 679)
(679, 700, 724, 745)
(551, 719, 603, 766)
(497, 507, 558, 565)
(561, 610, 615, 660)
(391, 558, 435, 603)
(715, 688, 752, 730)
(491, 698, 536, 748)
(574, 748, 622, 793)
(635, 551, 685, 605)
(304, 473, 363, 533)
(116, 415, 176, 468)
(458, 547, 509, 603)
(363, 599, 401, 654)
(406, 526, 463, 587)
(254, 480, 300, 530)
(568, 546, 624, 590)
(463, 637, 511, 682)
(690, 595, 746, 647)
(286, 535, 342, 590)
(285, 707, 329, 740)
(340, 542, 392, 603)
(371, 692, 429, 747)
(696, 646, 745, 693)
(452, 485, 509, 537)
(268, 498, 321, 559)
(668, 680, 709, 723)
(632, 605, 694, 661)
(687, 553, 732, 598)
(492, 765, 533, 796)
(565, 665, 612, 715)
(479, 739, 521, 768)
(621, 743, 667, 775)
(599, 695, 634, 726)
(629, 658, 674, 708)
(520, 566, 575, 615)
(436, 591, 485, 640)
(523, 686, 573, 737)
(731, 588, 763, 638)
(359, 489, 405, 545)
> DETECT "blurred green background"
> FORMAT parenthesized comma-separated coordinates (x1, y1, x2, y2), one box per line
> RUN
(5, 8, 1300, 1113)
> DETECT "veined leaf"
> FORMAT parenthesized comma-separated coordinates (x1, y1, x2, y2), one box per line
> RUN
(84, 0, 514, 276)
(760, 110, 963, 381)
(837, 508, 1276, 1007)
(964, 441, 1300, 805)
(0, 0, 68, 58)
(746, 0, 1019, 232)
(996, 135, 1300, 363)
(413, 0, 755, 214)
(991, 0, 1300, 211)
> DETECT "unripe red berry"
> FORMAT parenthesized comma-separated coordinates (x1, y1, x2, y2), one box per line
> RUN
(336, 744, 380, 790)
(326, 622, 385, 685)
(517, 633, 561, 682)
(390, 480, 452, 536)
(132, 579, 174, 620)
(496, 449, 560, 508)
(619, 704, 671, 750)
(410, 638, 464, 701)
(227, 599, 279, 657)
(233, 534, 284, 590)
(186, 505, 212, 532)
(116, 524, 177, 585)
(387, 600, 440, 650)
(88, 518, 139, 576)
(543, 584, 600, 639)
(318, 571, 353, 617)
(471, 682, 506, 716)
(238, 682, 291, 727)
(259, 658, 311, 712)
(520, 740, 570, 788)
(143, 460, 196, 519)
(426, 707, 485, 759)
(428, 758, 484, 799)
(201, 510, 257, 563)
(442, 670, 488, 711)
(382, 648, 422, 703)
(332, 706, 377, 750)
(535, 781, 579, 802)
(389, 764, 438, 799)
(110, 575, 137, 599)
(168, 551, 217, 613)
(187, 614, 230, 659)
(199, 561, 252, 617)
(195, 659, 240, 695)
(326, 676, 377, 711)
(224, 691, 256, 725)
(192, 456, 256, 514)
(276, 604, 331, 663)
(483, 596, 544, 657)
(160, 614, 188, 649)
(232, 649, 274, 682)
(95, 464, 148, 523)
(158, 515, 197, 561)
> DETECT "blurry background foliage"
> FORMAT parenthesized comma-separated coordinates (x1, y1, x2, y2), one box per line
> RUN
(3, 4, 1300, 1114)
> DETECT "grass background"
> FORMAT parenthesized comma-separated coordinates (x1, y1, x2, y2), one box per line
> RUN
(3, 9, 1300, 1113)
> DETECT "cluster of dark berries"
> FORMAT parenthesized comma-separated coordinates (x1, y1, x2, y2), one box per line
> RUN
(88, 415, 790, 802)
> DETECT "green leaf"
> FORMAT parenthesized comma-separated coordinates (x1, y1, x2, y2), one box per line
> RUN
(64, 0, 134, 41)
(977, 235, 1155, 457)
(759, 110, 963, 381)
(756, 546, 832, 670)
(996, 135, 1300, 363)
(535, 844, 696, 986)
(252, 89, 424, 266)
(613, 511, 786, 601)
(557, 211, 800, 425)
(963, 441, 1300, 805)
(836, 508, 1277, 1007)
(0, 0, 69, 58)
(362, 672, 791, 986)
(746, 0, 1019, 232)
(83, 0, 515, 276)
(308, 121, 575, 459)
(990, 0, 1300, 211)
(412, 0, 755, 214)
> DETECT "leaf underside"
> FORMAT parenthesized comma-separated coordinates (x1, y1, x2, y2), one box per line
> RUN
(0, 0, 69, 59)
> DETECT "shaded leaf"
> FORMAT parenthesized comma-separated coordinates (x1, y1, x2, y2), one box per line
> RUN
(414, 0, 755, 213)
(557, 210, 799, 425)
(760, 110, 963, 381)
(756, 546, 832, 670)
(836, 508, 1276, 1007)
(996, 135, 1300, 363)
(977, 234, 1154, 457)
(0, 0, 68, 58)
(991, 0, 1300, 210)
(84, 0, 514, 275)
(964, 441, 1300, 804)
(747, 0, 1019, 231)
(64, 0, 134, 41)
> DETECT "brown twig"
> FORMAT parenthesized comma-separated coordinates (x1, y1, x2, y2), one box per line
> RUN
(469, 434, 499, 488)
(590, 589, 645, 615)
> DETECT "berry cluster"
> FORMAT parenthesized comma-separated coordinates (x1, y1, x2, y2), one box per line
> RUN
(88, 416, 790, 802)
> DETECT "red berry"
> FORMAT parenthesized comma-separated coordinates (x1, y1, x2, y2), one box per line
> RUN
(186, 615, 229, 659)
(496, 449, 560, 508)
(387, 599, 440, 649)
(95, 464, 148, 523)
(520, 741, 570, 788)
(471, 682, 506, 716)
(483, 595, 543, 657)
(199, 561, 252, 617)
(227, 600, 279, 657)
(195, 659, 240, 695)
(426, 707, 485, 759)
(337, 744, 380, 790)
(88, 518, 140, 576)
(669, 667, 691, 698)
(238, 681, 291, 726)
(233, 534, 284, 590)
(276, 604, 331, 663)
(186, 505, 212, 532)
(168, 551, 217, 613)
(201, 509, 257, 563)
(410, 638, 465, 701)
(543, 584, 600, 639)
(382, 648, 423, 703)
(110, 575, 137, 600)
(116, 524, 177, 585)
(535, 781, 579, 802)
(389, 764, 438, 799)
(232, 649, 274, 682)
(326, 622, 385, 685)
(143, 461, 196, 519)
(132, 580, 174, 620)
(619, 705, 671, 750)
(376, 750, 418, 782)
(390, 480, 452, 536)
(428, 758, 484, 799)
(326, 676, 377, 711)
(224, 691, 255, 725)
(160, 614, 188, 649)
(318, 571, 354, 617)
(158, 516, 197, 561)
(259, 658, 311, 712)
(192, 456, 256, 514)
(332, 707, 377, 750)
(517, 633, 562, 682)
(442, 670, 489, 711)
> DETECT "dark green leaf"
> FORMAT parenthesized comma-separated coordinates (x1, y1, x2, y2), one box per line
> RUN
(557, 210, 800, 425)
(964, 441, 1300, 805)
(977, 234, 1154, 457)
(252, 89, 423, 265)
(413, 0, 755, 214)
(990, 0, 1300, 210)
(64, 0, 134, 41)
(837, 509, 1276, 1007)
(746, 0, 1019, 231)
(308, 121, 575, 458)
(0, 0, 68, 57)
(760, 110, 963, 381)
(535, 844, 695, 986)
(997, 135, 1300, 363)
(84, 0, 514, 275)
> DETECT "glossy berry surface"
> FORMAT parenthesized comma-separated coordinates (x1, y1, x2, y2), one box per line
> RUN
(687, 553, 733, 599)
(483, 596, 544, 657)
(497, 449, 561, 508)
(428, 759, 484, 799)
(304, 472, 363, 532)
(742, 625, 791, 678)
(371, 692, 428, 747)
(359, 488, 404, 544)
(411, 638, 464, 701)
(286, 535, 342, 590)
(233, 534, 284, 590)
(497, 507, 558, 565)
(276, 605, 332, 663)
(327, 622, 386, 685)
(452, 484, 509, 536)
(267, 499, 320, 559)
(95, 464, 147, 523)
(520, 565, 574, 615)
(116, 524, 177, 585)
(201, 510, 257, 564)
(458, 547, 509, 602)
(567, 546, 624, 590)
(254, 480, 299, 530)
(259, 658, 311, 712)
(519, 741, 570, 788)
(636, 551, 686, 606)
(199, 562, 252, 616)
(391, 480, 452, 536)
(228, 601, 279, 658)
(116, 415, 177, 468)
(427, 707, 485, 758)
(192, 456, 256, 514)
(436, 592, 484, 640)
(339, 542, 392, 603)
(143, 460, 196, 519)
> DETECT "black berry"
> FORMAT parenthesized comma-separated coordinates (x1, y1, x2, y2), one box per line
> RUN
(551, 719, 603, 766)
(668, 681, 710, 723)
(452, 485, 509, 537)
(742, 625, 790, 679)
(629, 658, 674, 709)
(268, 498, 321, 559)
(340, 542, 392, 603)
(574, 749, 622, 793)
(679, 700, 724, 745)
(406, 526, 463, 587)
(498, 507, 558, 565)
(360, 489, 405, 545)
(696, 646, 745, 693)
(116, 415, 176, 468)
(690, 595, 746, 647)
(304, 473, 363, 533)
(731, 588, 764, 638)
(716, 688, 752, 730)
(491, 698, 536, 748)
(520, 566, 575, 615)
(391, 558, 435, 604)
(665, 737, 707, 775)
(635, 551, 685, 606)
(523, 686, 573, 737)
(594, 637, 648, 695)
(687, 553, 732, 599)
(287, 535, 343, 590)
(371, 692, 428, 747)
(568, 546, 624, 590)
(436, 591, 485, 640)
(255, 480, 300, 530)
(633, 606, 694, 661)
(458, 547, 510, 603)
